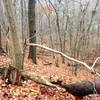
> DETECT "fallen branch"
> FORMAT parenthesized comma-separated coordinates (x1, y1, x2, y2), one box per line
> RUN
(27, 43, 100, 77)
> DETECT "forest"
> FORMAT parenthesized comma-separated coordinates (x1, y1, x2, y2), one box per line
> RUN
(0, 0, 100, 100)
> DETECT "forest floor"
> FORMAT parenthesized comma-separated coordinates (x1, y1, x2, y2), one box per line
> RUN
(0, 53, 100, 100)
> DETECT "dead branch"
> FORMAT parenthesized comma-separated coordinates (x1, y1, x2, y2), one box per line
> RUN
(91, 57, 100, 70)
(26, 43, 100, 77)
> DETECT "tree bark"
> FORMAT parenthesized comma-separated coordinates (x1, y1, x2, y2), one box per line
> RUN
(0, 25, 2, 49)
(3, 0, 24, 84)
(28, 0, 36, 64)
(52, 80, 100, 99)
(0, 25, 4, 54)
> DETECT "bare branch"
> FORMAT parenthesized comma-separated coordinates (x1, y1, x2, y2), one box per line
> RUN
(26, 43, 100, 77)
(91, 57, 100, 70)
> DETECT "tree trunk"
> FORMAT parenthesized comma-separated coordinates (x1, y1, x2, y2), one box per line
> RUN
(0, 25, 2, 49)
(52, 80, 100, 99)
(3, 0, 23, 84)
(28, 0, 36, 64)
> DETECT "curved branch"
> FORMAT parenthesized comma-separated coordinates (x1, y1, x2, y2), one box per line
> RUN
(26, 43, 100, 77)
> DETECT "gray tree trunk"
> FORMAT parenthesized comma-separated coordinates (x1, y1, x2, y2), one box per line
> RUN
(28, 0, 36, 64)
(0, 25, 2, 49)
(3, 0, 24, 84)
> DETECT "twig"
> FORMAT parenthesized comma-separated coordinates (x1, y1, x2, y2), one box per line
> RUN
(91, 57, 100, 70)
